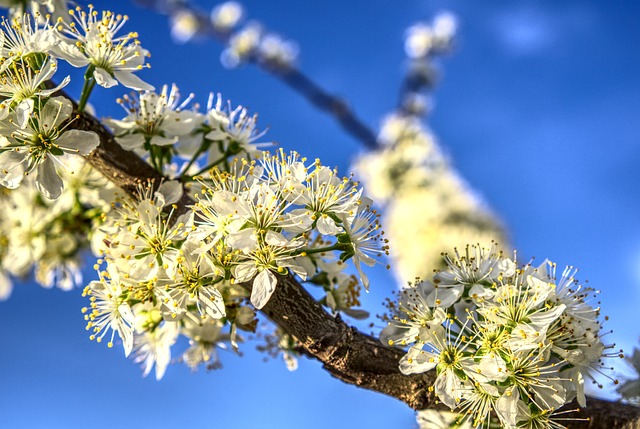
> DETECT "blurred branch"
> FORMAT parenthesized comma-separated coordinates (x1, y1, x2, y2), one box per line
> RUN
(133, 0, 379, 149)
(395, 17, 456, 118)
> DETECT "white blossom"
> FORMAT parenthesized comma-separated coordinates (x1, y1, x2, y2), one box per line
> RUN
(0, 56, 69, 125)
(55, 6, 153, 90)
(83, 267, 135, 356)
(220, 21, 262, 68)
(132, 321, 180, 380)
(170, 10, 199, 43)
(0, 12, 58, 60)
(257, 33, 298, 69)
(108, 84, 202, 151)
(210, 2, 243, 33)
(0, 96, 99, 198)
(339, 197, 388, 290)
(384, 248, 617, 428)
(202, 93, 270, 158)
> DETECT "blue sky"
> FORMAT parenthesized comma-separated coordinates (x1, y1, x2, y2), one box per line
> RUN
(1, 1, 640, 428)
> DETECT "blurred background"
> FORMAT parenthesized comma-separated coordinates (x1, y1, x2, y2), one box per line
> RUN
(1, 1, 639, 428)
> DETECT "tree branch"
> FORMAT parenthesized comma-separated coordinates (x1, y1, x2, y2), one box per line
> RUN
(73, 106, 640, 428)
(133, 0, 380, 149)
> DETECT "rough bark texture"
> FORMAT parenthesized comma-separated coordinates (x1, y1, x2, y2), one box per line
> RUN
(73, 107, 640, 428)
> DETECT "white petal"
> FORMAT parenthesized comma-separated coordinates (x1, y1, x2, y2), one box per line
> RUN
(399, 346, 437, 375)
(175, 132, 203, 158)
(118, 304, 135, 357)
(201, 287, 226, 319)
(317, 216, 342, 235)
(250, 269, 277, 309)
(39, 75, 71, 97)
(154, 324, 179, 380)
(264, 230, 288, 246)
(57, 130, 100, 155)
(227, 229, 257, 253)
(575, 369, 586, 407)
(0, 150, 26, 188)
(232, 263, 257, 283)
(15, 99, 34, 128)
(93, 68, 118, 88)
(53, 42, 90, 67)
(157, 180, 183, 206)
(496, 387, 521, 428)
(116, 134, 145, 150)
(0, 272, 13, 301)
(426, 285, 462, 308)
(534, 379, 566, 410)
(496, 258, 516, 278)
(342, 308, 369, 320)
(0, 104, 10, 122)
(478, 353, 508, 382)
(325, 292, 337, 310)
(353, 256, 370, 291)
(283, 260, 308, 281)
(380, 324, 418, 347)
(435, 370, 467, 410)
(528, 304, 566, 330)
(43, 96, 73, 128)
(163, 111, 202, 136)
(35, 157, 63, 199)
(113, 70, 154, 91)
(149, 135, 178, 147)
(469, 284, 494, 305)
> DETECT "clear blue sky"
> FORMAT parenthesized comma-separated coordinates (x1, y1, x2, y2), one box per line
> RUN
(1, 1, 640, 428)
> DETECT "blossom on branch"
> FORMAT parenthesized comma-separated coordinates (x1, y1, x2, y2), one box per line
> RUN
(382, 244, 622, 428)
(108, 84, 202, 152)
(0, 96, 98, 198)
(55, 5, 153, 90)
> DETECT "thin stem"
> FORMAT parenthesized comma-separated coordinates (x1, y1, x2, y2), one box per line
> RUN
(294, 242, 348, 256)
(186, 152, 229, 180)
(180, 140, 207, 176)
(78, 66, 97, 113)
(149, 144, 163, 173)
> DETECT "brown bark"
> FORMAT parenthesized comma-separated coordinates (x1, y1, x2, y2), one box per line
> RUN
(73, 107, 640, 429)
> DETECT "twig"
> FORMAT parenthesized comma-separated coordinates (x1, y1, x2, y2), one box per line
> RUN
(132, 0, 379, 149)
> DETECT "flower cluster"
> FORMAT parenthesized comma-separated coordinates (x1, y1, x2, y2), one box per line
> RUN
(107, 84, 200, 152)
(355, 12, 507, 285)
(162, 0, 299, 70)
(191, 150, 388, 307)
(0, 157, 116, 300)
(0, 6, 153, 198)
(356, 114, 505, 281)
(107, 85, 271, 175)
(84, 149, 386, 377)
(0, 7, 384, 377)
(0, 96, 99, 198)
(56, 5, 153, 91)
(381, 243, 620, 429)
(0, 0, 67, 21)
(85, 181, 249, 378)
(256, 327, 300, 372)
(401, 12, 457, 117)
(405, 12, 457, 60)
(217, 19, 298, 70)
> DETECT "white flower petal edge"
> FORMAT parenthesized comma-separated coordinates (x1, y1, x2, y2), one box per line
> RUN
(56, 130, 100, 155)
(36, 157, 64, 199)
(250, 269, 277, 309)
